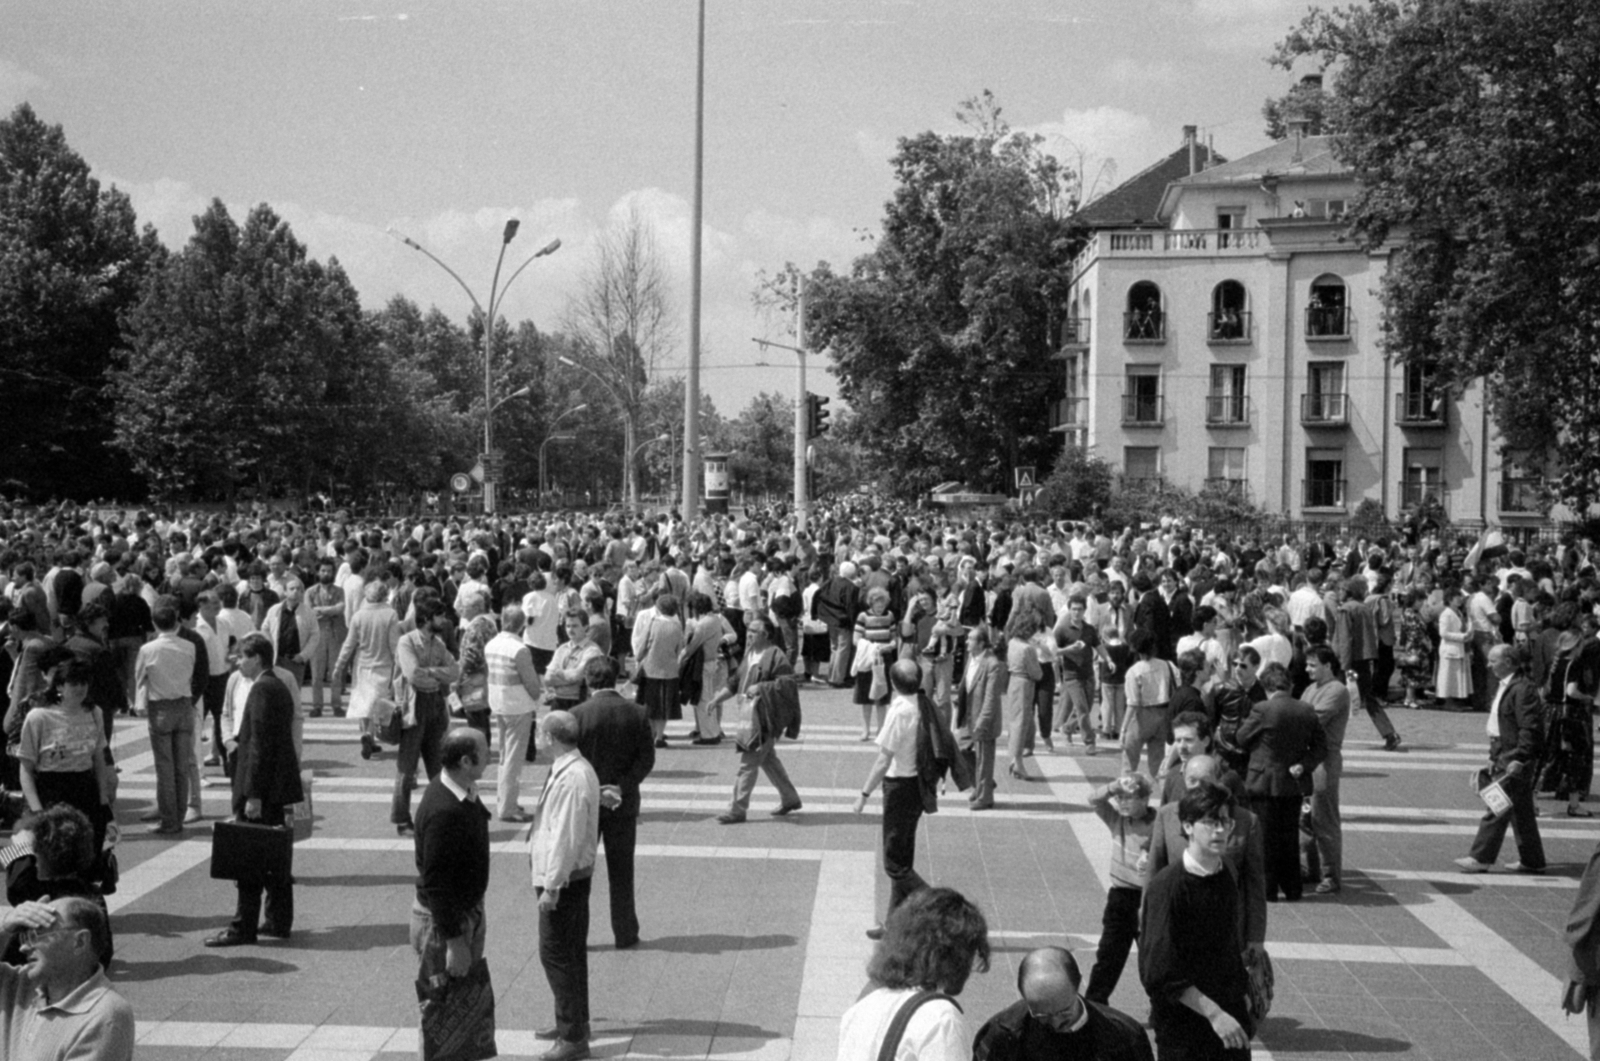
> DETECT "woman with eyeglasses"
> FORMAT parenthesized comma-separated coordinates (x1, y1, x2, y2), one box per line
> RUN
(1139, 779, 1254, 1059)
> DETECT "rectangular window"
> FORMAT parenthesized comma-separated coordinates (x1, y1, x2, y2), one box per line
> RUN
(1208, 365, 1247, 423)
(1217, 207, 1247, 248)
(1208, 447, 1246, 481)
(1303, 362, 1346, 422)
(1306, 199, 1347, 219)
(1403, 447, 1443, 507)
(1124, 367, 1162, 424)
(1124, 447, 1160, 482)
(1305, 447, 1345, 508)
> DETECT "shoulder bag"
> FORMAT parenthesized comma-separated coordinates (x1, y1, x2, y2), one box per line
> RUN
(874, 988, 959, 1061)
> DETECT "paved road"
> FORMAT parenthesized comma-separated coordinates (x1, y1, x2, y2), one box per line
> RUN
(35, 684, 1599, 1060)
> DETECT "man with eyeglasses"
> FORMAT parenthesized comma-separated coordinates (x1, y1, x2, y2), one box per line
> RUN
(0, 897, 134, 1060)
(1211, 646, 1266, 774)
(973, 945, 1153, 1061)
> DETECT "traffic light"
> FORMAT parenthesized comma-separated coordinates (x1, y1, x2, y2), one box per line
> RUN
(806, 392, 831, 439)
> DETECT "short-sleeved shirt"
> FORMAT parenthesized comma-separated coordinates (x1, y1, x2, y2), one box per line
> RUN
(876, 693, 921, 778)
(837, 986, 968, 1061)
(0, 963, 135, 1061)
(18, 706, 106, 774)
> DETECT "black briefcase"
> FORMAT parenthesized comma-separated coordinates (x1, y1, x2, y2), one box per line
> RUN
(210, 820, 294, 883)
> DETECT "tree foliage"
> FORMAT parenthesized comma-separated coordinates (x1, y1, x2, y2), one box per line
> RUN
(1031, 446, 1113, 521)
(1274, 0, 1600, 508)
(803, 93, 1079, 498)
(0, 103, 158, 498)
(112, 201, 371, 501)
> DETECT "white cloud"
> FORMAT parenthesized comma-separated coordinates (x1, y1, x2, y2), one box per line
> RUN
(0, 59, 44, 109)
(1020, 105, 1166, 193)
(854, 128, 898, 166)
(105, 174, 854, 410)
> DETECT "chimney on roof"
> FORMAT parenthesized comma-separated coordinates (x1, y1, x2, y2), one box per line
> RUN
(1184, 124, 1198, 175)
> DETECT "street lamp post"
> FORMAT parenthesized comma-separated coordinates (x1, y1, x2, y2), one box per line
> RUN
(558, 353, 648, 509)
(387, 222, 560, 515)
(538, 402, 589, 500)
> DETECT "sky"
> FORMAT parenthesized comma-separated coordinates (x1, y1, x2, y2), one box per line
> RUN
(3, 0, 1316, 417)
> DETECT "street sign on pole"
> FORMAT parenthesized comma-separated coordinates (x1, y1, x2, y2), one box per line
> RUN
(450, 473, 472, 493)
(1014, 466, 1037, 490)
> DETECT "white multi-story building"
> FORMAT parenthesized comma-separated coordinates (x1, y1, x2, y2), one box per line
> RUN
(1056, 125, 1540, 526)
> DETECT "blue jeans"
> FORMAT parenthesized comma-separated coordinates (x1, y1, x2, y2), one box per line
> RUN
(147, 698, 194, 829)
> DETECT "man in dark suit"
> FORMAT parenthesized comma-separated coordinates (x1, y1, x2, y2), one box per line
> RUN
(1456, 643, 1546, 873)
(571, 655, 655, 949)
(206, 633, 304, 946)
(1159, 569, 1192, 662)
(1236, 661, 1327, 902)
(815, 561, 861, 687)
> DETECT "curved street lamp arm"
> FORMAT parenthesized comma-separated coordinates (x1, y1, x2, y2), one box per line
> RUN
(385, 228, 484, 316)
(498, 239, 562, 308)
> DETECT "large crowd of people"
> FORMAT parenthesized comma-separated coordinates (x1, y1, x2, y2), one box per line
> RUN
(2, 495, 1598, 1059)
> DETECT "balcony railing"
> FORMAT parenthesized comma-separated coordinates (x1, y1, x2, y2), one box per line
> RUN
(1049, 397, 1088, 431)
(1500, 477, 1545, 514)
(1303, 479, 1348, 510)
(1205, 394, 1250, 426)
(1306, 305, 1350, 339)
(1120, 474, 1168, 491)
(1121, 394, 1165, 426)
(1300, 392, 1349, 425)
(1207, 311, 1252, 343)
(1396, 390, 1447, 426)
(1399, 480, 1448, 509)
(1204, 477, 1249, 498)
(1060, 317, 1089, 348)
(1123, 310, 1166, 343)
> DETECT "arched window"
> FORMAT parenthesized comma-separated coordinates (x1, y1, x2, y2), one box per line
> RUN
(1307, 274, 1348, 337)
(1124, 282, 1164, 342)
(1209, 281, 1248, 341)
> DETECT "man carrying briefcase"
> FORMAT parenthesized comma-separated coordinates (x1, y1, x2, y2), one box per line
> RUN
(206, 633, 304, 947)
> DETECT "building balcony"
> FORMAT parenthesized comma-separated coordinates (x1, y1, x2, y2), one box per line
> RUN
(1071, 228, 1267, 272)
(1207, 311, 1252, 344)
(1302, 479, 1348, 511)
(1049, 397, 1088, 432)
(1500, 477, 1545, 514)
(1123, 310, 1165, 343)
(1306, 305, 1351, 340)
(1119, 474, 1169, 491)
(1121, 394, 1165, 426)
(1300, 392, 1349, 426)
(1399, 480, 1448, 509)
(1060, 317, 1089, 348)
(1205, 395, 1250, 426)
(1204, 477, 1249, 499)
(1396, 390, 1447, 427)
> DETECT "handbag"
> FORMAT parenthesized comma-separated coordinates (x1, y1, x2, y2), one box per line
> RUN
(1242, 946, 1275, 1023)
(210, 819, 294, 883)
(417, 956, 498, 1061)
(288, 769, 315, 843)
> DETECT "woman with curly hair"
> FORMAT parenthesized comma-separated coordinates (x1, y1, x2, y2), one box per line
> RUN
(836, 887, 991, 1061)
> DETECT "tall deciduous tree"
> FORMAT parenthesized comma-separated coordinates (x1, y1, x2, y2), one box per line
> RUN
(0, 103, 157, 498)
(1274, 0, 1600, 508)
(803, 93, 1078, 498)
(561, 209, 676, 508)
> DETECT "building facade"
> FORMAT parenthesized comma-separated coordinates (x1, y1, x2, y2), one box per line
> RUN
(1055, 129, 1539, 526)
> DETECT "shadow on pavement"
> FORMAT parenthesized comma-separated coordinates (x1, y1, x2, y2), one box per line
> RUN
(112, 912, 218, 938)
(297, 874, 416, 888)
(635, 932, 797, 955)
(648, 769, 715, 780)
(114, 952, 299, 981)
(290, 921, 412, 950)
(595, 1016, 784, 1042)
(1260, 1016, 1411, 1053)
(298, 758, 348, 771)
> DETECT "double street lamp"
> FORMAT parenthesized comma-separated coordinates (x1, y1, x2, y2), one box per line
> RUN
(387, 220, 560, 514)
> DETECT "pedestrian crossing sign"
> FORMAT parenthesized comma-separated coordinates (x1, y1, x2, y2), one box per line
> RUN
(1015, 467, 1036, 490)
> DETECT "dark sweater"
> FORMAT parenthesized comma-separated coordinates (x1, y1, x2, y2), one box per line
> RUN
(974, 998, 1154, 1061)
(413, 778, 491, 938)
(1139, 859, 1251, 1040)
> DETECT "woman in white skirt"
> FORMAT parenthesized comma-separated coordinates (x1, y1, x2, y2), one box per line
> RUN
(1435, 585, 1473, 709)
(333, 580, 401, 759)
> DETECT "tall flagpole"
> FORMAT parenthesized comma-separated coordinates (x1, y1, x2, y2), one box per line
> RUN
(682, 0, 705, 519)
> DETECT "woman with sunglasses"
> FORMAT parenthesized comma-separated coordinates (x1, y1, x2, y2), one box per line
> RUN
(1210, 647, 1264, 776)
